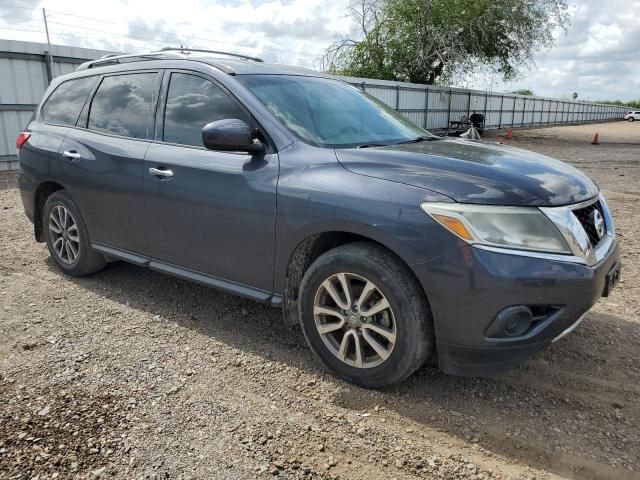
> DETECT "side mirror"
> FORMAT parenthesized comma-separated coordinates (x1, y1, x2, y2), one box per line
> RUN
(202, 119, 265, 154)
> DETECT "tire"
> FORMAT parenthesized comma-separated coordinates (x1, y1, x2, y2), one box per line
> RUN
(298, 242, 434, 388)
(43, 190, 106, 276)
(628, 117, 635, 122)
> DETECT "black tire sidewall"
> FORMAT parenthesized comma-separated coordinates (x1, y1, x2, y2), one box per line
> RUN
(43, 191, 97, 276)
(299, 244, 432, 388)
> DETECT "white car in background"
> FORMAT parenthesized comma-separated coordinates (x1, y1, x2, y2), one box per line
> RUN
(624, 111, 640, 121)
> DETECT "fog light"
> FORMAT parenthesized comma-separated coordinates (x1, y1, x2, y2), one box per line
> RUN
(494, 306, 533, 338)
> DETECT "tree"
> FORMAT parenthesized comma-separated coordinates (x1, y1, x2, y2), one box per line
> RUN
(322, 0, 569, 85)
(511, 89, 535, 96)
(595, 99, 640, 109)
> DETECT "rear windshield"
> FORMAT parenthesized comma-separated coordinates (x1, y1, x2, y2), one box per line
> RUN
(236, 75, 428, 148)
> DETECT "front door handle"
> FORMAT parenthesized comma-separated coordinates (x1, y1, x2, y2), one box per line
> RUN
(62, 150, 82, 161)
(148, 167, 174, 179)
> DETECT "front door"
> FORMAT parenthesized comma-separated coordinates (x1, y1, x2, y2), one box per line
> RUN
(143, 71, 278, 293)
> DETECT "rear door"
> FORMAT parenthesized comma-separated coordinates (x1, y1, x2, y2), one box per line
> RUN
(57, 71, 161, 254)
(25, 75, 99, 196)
(143, 70, 278, 293)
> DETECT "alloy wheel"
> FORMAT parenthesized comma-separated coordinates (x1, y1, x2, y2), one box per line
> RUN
(313, 272, 397, 368)
(48, 205, 80, 264)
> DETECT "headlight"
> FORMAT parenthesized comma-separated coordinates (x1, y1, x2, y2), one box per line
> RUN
(421, 202, 571, 254)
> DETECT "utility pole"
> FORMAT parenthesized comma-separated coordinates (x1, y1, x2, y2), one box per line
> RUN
(42, 8, 54, 84)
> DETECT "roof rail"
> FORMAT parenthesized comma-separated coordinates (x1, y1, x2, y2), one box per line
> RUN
(76, 47, 264, 71)
(159, 47, 264, 63)
(76, 51, 181, 70)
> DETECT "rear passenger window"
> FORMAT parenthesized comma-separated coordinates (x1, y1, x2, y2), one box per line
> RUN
(42, 76, 97, 126)
(88, 73, 157, 139)
(163, 73, 249, 147)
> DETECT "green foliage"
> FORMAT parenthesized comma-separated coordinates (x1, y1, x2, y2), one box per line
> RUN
(324, 0, 569, 85)
(595, 99, 640, 109)
(511, 89, 535, 96)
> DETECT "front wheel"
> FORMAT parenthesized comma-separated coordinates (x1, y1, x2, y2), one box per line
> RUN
(629, 117, 635, 122)
(298, 242, 434, 388)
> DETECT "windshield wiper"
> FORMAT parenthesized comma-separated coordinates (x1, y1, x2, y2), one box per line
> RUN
(356, 143, 389, 149)
(356, 136, 439, 148)
(395, 135, 440, 145)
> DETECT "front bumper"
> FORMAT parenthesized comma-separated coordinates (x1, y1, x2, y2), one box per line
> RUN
(412, 238, 620, 376)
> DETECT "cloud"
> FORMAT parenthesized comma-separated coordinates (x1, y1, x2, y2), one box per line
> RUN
(125, 18, 183, 45)
(580, 23, 624, 56)
(0, 0, 349, 65)
(487, 0, 640, 101)
(0, 0, 638, 101)
(235, 16, 333, 41)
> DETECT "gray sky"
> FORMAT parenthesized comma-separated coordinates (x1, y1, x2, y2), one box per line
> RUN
(0, 0, 638, 101)
(488, 0, 640, 101)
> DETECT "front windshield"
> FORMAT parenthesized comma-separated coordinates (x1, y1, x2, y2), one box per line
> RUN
(236, 75, 431, 148)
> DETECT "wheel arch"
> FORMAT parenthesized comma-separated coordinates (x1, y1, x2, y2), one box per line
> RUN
(281, 229, 428, 328)
(33, 181, 65, 242)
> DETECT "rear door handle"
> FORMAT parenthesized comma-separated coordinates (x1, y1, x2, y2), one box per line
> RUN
(148, 167, 174, 179)
(63, 150, 82, 161)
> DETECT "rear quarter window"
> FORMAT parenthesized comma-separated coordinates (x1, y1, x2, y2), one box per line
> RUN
(41, 76, 98, 126)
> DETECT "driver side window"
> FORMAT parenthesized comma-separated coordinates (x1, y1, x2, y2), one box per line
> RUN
(163, 73, 249, 147)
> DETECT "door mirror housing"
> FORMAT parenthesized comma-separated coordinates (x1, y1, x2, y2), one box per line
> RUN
(202, 119, 265, 154)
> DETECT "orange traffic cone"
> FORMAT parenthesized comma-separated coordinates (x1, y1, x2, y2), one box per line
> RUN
(497, 136, 505, 145)
(592, 133, 599, 145)
(506, 130, 513, 139)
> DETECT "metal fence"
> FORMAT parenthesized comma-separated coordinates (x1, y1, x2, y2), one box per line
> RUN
(338, 75, 629, 132)
(0, 39, 631, 171)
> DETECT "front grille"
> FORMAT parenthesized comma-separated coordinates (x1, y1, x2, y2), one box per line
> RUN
(573, 200, 605, 247)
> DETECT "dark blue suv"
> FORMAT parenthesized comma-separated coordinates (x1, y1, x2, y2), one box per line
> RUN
(16, 49, 621, 387)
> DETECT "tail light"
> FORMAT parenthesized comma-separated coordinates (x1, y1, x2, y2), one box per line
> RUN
(16, 132, 31, 152)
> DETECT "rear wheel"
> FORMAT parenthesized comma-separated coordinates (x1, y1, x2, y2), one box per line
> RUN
(43, 191, 106, 276)
(298, 242, 434, 388)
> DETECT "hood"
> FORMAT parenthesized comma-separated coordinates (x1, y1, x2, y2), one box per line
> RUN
(335, 138, 598, 206)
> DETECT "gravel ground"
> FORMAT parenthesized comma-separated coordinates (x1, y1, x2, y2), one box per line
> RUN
(1, 121, 639, 480)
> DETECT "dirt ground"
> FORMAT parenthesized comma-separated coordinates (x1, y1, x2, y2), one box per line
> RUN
(0, 121, 638, 480)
